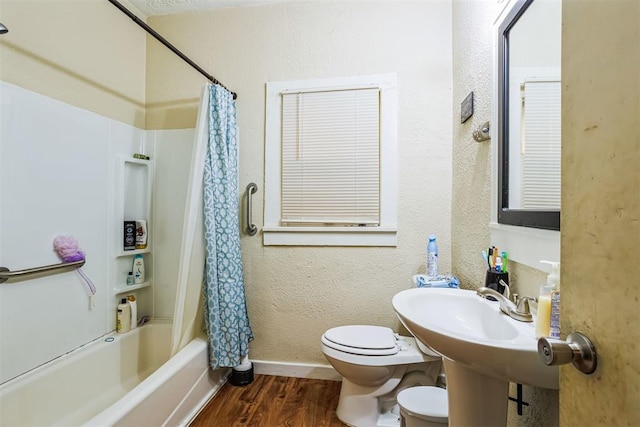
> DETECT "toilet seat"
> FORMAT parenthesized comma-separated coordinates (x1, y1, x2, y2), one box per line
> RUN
(322, 325, 399, 356)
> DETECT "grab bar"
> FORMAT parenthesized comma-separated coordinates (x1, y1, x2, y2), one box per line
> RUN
(246, 182, 258, 236)
(0, 260, 86, 284)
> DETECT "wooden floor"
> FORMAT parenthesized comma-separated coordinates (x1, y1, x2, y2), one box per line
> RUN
(190, 374, 345, 427)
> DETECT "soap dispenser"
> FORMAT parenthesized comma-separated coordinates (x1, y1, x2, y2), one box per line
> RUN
(541, 260, 561, 339)
(536, 284, 551, 338)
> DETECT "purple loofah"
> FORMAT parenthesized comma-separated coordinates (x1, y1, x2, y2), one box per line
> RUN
(53, 235, 86, 262)
(53, 235, 95, 295)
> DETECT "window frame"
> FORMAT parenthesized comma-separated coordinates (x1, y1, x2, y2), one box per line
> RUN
(263, 73, 398, 246)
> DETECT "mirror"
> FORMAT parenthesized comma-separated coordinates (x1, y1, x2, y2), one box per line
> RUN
(498, 0, 561, 230)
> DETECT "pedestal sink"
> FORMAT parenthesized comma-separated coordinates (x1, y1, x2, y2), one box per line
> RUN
(392, 288, 558, 426)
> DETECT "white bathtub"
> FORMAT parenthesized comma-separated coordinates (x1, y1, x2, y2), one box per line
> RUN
(0, 320, 229, 427)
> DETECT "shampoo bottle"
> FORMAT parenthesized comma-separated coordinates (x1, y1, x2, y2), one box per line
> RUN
(132, 254, 145, 284)
(117, 298, 131, 333)
(426, 235, 438, 278)
(541, 260, 561, 338)
(127, 295, 137, 330)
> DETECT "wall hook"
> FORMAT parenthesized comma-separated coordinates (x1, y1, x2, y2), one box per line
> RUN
(473, 120, 491, 142)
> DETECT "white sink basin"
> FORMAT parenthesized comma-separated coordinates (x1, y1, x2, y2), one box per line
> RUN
(392, 287, 558, 390)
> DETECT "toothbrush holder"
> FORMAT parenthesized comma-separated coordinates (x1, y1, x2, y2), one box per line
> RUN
(485, 269, 509, 296)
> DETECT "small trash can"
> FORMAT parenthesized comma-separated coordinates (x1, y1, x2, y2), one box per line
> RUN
(230, 357, 254, 386)
(397, 386, 448, 427)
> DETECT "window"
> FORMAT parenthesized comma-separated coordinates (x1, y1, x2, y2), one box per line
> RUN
(264, 74, 398, 246)
(519, 79, 561, 210)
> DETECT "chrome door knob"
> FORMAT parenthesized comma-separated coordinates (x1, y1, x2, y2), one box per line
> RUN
(537, 332, 597, 374)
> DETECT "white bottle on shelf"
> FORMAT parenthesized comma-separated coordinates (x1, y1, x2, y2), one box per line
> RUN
(132, 254, 145, 284)
(127, 295, 138, 329)
(117, 298, 131, 333)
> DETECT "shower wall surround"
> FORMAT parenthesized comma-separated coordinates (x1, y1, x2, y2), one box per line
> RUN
(0, 81, 139, 383)
(0, 82, 190, 384)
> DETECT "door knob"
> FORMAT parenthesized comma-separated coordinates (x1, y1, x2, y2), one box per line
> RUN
(537, 332, 597, 374)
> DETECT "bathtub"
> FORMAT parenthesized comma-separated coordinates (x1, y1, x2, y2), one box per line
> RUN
(0, 320, 229, 427)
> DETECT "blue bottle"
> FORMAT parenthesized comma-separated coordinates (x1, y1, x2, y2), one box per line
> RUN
(426, 235, 438, 278)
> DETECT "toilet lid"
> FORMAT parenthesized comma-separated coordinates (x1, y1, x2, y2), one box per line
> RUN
(323, 325, 399, 356)
(397, 386, 448, 423)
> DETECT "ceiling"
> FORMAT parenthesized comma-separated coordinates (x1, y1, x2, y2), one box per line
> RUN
(127, 0, 289, 16)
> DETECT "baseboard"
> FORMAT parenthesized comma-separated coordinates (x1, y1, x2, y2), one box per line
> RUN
(252, 359, 342, 381)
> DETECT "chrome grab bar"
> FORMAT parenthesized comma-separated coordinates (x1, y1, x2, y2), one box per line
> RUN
(246, 182, 258, 236)
(0, 260, 86, 284)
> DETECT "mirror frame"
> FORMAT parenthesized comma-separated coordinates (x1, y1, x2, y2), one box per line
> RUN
(497, 0, 561, 231)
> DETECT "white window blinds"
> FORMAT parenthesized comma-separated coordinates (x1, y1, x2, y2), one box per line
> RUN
(521, 80, 561, 210)
(281, 88, 381, 225)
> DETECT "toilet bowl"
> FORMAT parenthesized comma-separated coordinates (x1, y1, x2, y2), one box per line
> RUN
(321, 325, 443, 427)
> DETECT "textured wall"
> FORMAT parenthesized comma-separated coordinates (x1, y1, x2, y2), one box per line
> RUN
(451, 0, 493, 289)
(561, 1, 640, 424)
(451, 1, 558, 425)
(147, 1, 453, 365)
(0, 0, 147, 128)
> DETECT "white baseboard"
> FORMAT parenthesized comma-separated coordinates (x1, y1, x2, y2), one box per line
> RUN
(252, 360, 342, 382)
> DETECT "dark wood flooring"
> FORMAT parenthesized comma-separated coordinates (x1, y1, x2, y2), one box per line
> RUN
(190, 374, 345, 427)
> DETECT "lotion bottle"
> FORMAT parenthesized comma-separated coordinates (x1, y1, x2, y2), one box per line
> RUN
(132, 254, 145, 284)
(117, 298, 131, 333)
(127, 295, 137, 330)
(541, 260, 561, 338)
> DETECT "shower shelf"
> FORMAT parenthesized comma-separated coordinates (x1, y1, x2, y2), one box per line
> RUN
(116, 248, 151, 258)
(113, 281, 151, 295)
(113, 154, 154, 307)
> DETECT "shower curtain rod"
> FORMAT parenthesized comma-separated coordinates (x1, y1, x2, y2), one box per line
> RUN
(107, 0, 237, 99)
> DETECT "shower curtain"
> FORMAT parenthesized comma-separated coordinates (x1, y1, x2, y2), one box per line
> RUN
(171, 84, 253, 370)
(203, 84, 254, 368)
(170, 86, 209, 357)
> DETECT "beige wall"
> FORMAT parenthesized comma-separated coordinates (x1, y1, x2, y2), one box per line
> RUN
(0, 0, 146, 128)
(148, 1, 453, 365)
(451, 1, 558, 425)
(451, 0, 493, 289)
(562, 0, 640, 424)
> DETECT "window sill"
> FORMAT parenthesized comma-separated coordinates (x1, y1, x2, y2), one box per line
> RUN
(262, 226, 397, 247)
(489, 222, 560, 272)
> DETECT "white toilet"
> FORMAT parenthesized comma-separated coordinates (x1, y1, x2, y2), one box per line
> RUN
(321, 325, 446, 427)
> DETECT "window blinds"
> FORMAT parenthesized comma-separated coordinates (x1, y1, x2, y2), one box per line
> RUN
(281, 88, 381, 225)
(521, 80, 561, 210)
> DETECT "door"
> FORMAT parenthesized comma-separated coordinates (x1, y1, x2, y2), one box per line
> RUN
(561, 1, 640, 424)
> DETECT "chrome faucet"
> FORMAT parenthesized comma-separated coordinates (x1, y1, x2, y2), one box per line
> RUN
(476, 287, 534, 322)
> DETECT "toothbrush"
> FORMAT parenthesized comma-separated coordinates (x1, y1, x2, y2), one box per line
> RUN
(482, 250, 491, 270)
(501, 251, 508, 273)
(488, 248, 494, 269)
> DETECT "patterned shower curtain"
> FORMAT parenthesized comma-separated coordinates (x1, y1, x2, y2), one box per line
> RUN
(203, 84, 253, 369)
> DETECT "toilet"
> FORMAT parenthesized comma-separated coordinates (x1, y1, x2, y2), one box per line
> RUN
(321, 325, 446, 427)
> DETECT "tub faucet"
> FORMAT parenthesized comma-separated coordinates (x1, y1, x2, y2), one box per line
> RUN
(476, 287, 533, 322)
